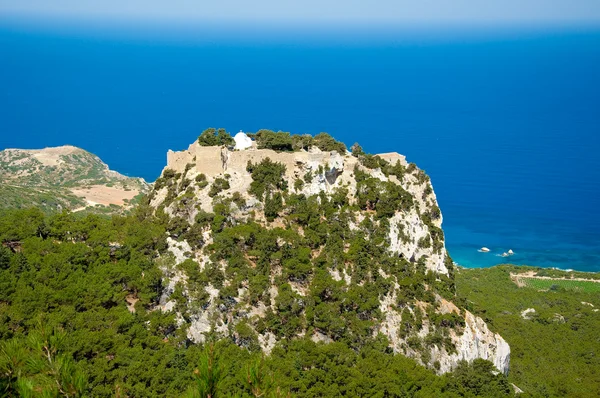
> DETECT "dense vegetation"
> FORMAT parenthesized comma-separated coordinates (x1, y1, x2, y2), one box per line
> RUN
(196, 127, 348, 155)
(3, 132, 598, 397)
(456, 265, 600, 397)
(246, 130, 347, 154)
(0, 208, 515, 397)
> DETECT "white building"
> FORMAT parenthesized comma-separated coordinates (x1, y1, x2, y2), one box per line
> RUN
(233, 131, 253, 150)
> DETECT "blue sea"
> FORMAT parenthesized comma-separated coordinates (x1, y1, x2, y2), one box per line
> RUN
(1, 20, 599, 272)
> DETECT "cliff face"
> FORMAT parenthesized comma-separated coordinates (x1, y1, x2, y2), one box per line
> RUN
(148, 138, 510, 375)
(158, 142, 448, 275)
(0, 146, 149, 213)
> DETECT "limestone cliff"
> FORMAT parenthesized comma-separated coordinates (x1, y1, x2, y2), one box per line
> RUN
(156, 141, 448, 275)
(148, 134, 510, 375)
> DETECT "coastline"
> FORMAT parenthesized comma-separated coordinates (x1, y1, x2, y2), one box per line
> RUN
(454, 262, 600, 278)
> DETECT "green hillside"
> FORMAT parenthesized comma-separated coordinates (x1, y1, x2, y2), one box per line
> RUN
(456, 265, 600, 397)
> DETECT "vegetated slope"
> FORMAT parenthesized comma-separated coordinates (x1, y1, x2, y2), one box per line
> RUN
(0, 209, 515, 397)
(0, 145, 149, 213)
(455, 265, 600, 397)
(148, 129, 510, 375)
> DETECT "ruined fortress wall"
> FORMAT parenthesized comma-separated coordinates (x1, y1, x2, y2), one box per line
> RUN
(165, 143, 223, 176)
(192, 145, 225, 177)
(377, 152, 408, 166)
(166, 143, 338, 179)
(166, 142, 405, 182)
(226, 149, 334, 179)
(166, 148, 194, 173)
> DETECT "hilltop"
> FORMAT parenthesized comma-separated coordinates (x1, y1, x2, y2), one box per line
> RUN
(147, 128, 509, 375)
(0, 145, 149, 214)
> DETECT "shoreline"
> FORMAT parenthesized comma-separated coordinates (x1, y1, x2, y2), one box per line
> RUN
(454, 262, 600, 276)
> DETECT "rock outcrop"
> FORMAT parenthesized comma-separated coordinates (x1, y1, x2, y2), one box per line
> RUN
(159, 140, 447, 275)
(148, 135, 510, 376)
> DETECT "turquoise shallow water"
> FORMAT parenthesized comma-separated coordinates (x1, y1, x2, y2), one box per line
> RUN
(0, 21, 599, 271)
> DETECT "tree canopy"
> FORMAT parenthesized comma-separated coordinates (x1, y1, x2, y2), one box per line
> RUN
(198, 128, 235, 147)
(0, 205, 519, 397)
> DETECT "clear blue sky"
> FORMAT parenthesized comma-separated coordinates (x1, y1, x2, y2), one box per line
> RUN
(1, 0, 600, 26)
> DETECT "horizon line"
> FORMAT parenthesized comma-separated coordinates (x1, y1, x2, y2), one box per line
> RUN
(3, 12, 600, 30)
(2, 15, 600, 45)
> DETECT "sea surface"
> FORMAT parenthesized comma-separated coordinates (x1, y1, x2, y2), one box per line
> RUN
(1, 20, 599, 271)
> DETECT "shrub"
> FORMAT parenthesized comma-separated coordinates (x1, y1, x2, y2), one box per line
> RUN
(264, 192, 283, 222)
(313, 132, 346, 153)
(292, 134, 314, 151)
(360, 154, 389, 170)
(351, 142, 364, 157)
(247, 158, 287, 200)
(418, 236, 431, 249)
(195, 210, 215, 227)
(231, 192, 246, 209)
(303, 171, 313, 183)
(196, 173, 209, 189)
(209, 178, 230, 197)
(254, 129, 294, 151)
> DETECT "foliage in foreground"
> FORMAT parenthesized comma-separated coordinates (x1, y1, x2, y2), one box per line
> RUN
(0, 324, 87, 397)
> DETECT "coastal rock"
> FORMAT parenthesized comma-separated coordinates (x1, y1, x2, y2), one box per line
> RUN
(150, 137, 510, 375)
(447, 310, 511, 375)
(379, 294, 510, 375)
(161, 141, 449, 275)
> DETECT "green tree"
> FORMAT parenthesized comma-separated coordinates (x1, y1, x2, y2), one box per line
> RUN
(209, 178, 231, 198)
(313, 133, 346, 153)
(187, 344, 222, 398)
(350, 142, 364, 157)
(247, 158, 287, 200)
(264, 192, 283, 222)
(198, 128, 234, 147)
(444, 359, 513, 397)
(0, 324, 87, 397)
(253, 130, 294, 151)
(291, 134, 314, 151)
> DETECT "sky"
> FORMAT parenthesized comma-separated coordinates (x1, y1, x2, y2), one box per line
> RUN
(1, 0, 600, 26)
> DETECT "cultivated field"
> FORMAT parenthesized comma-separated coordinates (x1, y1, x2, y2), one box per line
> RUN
(519, 277, 600, 293)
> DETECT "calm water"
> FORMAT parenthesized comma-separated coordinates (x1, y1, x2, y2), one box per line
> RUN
(1, 21, 599, 271)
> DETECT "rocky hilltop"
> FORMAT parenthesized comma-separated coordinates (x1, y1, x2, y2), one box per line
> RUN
(0, 145, 149, 213)
(148, 129, 510, 375)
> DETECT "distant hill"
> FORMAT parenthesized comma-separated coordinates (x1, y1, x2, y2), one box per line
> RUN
(0, 145, 149, 214)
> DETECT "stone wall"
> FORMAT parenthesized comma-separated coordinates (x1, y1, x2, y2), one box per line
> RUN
(167, 142, 349, 181)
